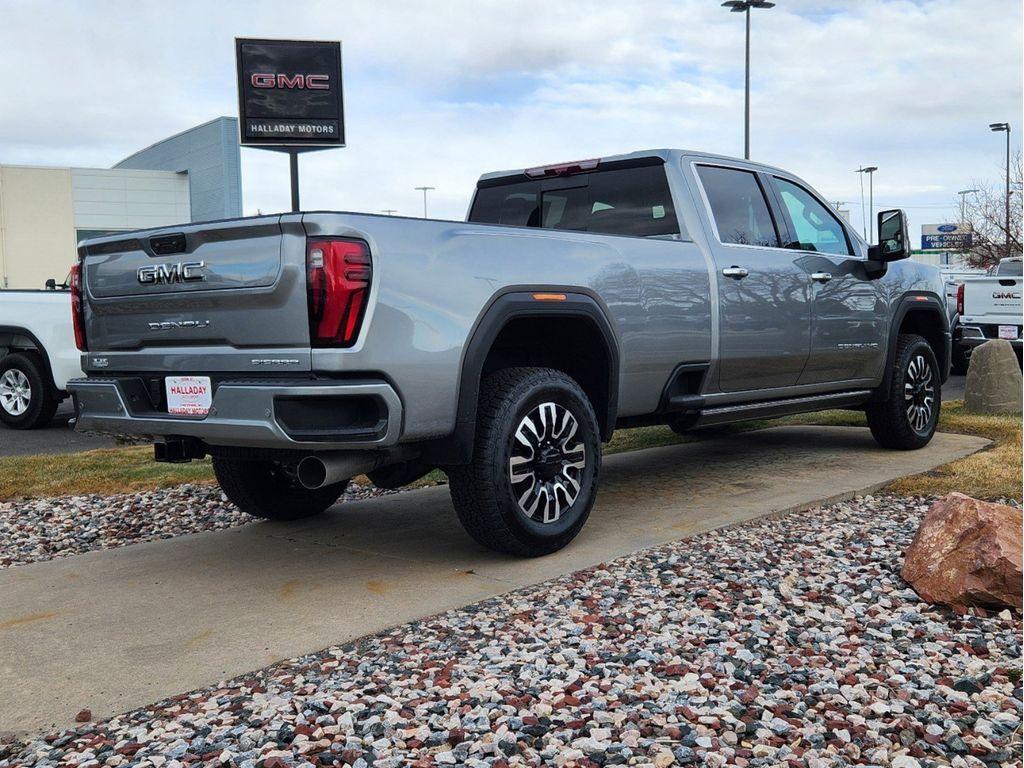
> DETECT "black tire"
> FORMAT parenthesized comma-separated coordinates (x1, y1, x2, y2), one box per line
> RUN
(866, 334, 941, 450)
(212, 457, 347, 520)
(0, 352, 59, 429)
(951, 343, 970, 375)
(448, 367, 601, 557)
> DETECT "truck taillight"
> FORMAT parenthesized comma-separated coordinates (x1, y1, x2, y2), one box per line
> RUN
(956, 283, 964, 316)
(306, 238, 372, 347)
(70, 262, 87, 351)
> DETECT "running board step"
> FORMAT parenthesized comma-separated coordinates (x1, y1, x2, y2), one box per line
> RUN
(696, 390, 873, 427)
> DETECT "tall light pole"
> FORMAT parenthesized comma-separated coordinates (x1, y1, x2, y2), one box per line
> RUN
(990, 122, 1011, 258)
(856, 166, 878, 240)
(957, 189, 979, 225)
(722, 0, 774, 160)
(414, 186, 435, 219)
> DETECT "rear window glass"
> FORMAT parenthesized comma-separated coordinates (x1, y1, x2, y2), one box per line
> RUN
(696, 165, 778, 248)
(469, 164, 680, 238)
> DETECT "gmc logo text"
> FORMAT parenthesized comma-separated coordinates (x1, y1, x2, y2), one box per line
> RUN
(251, 73, 329, 90)
(137, 261, 206, 285)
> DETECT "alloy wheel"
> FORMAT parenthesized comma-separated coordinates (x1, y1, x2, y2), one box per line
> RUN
(508, 401, 587, 524)
(904, 354, 935, 433)
(0, 369, 31, 416)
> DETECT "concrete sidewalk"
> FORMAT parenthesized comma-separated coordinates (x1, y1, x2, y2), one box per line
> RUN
(0, 426, 988, 734)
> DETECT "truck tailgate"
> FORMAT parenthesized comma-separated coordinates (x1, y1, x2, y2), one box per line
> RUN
(963, 276, 1023, 327)
(79, 215, 312, 369)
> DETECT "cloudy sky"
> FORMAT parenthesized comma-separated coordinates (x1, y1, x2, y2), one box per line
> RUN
(1, 0, 1021, 242)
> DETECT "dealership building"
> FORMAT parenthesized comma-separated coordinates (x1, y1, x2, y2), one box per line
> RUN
(0, 117, 241, 289)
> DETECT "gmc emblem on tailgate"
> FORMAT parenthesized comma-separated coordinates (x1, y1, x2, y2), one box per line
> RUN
(138, 261, 206, 285)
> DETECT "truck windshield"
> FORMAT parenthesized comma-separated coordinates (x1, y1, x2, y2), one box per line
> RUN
(993, 259, 1023, 276)
(469, 163, 680, 238)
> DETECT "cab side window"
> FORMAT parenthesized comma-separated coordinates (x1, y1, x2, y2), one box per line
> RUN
(696, 165, 779, 247)
(773, 178, 852, 256)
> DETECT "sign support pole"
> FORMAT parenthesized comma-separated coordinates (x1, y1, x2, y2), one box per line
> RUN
(289, 150, 300, 213)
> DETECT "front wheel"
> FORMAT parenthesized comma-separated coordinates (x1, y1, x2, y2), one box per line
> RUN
(448, 367, 601, 557)
(865, 334, 941, 450)
(212, 457, 347, 520)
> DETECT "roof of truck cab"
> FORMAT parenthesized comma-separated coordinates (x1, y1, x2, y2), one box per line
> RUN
(476, 149, 792, 183)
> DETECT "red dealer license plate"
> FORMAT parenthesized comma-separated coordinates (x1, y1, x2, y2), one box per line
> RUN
(165, 376, 212, 416)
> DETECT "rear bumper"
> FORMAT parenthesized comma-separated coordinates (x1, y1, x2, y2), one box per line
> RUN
(68, 377, 403, 450)
(956, 324, 1023, 348)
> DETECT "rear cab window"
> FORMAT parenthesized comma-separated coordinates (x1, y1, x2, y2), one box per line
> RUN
(695, 164, 779, 247)
(469, 161, 683, 239)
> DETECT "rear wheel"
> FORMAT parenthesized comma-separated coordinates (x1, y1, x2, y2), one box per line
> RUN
(866, 334, 940, 450)
(448, 367, 601, 557)
(212, 457, 347, 520)
(0, 352, 59, 430)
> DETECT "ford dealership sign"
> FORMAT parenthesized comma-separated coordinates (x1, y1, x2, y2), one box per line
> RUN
(921, 223, 972, 251)
(235, 38, 344, 148)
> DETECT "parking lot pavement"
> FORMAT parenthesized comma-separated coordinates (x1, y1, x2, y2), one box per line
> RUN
(0, 404, 116, 457)
(945, 373, 965, 401)
(0, 425, 989, 735)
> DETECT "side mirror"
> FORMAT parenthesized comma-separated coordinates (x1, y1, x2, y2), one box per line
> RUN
(869, 209, 910, 262)
(44, 278, 57, 290)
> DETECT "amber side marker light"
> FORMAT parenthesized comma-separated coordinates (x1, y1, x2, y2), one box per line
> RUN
(532, 293, 567, 301)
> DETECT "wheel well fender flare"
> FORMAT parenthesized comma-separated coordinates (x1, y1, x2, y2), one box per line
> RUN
(878, 292, 950, 394)
(0, 325, 58, 393)
(456, 289, 621, 441)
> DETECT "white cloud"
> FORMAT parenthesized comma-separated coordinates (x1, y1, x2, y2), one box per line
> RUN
(0, 0, 1020, 238)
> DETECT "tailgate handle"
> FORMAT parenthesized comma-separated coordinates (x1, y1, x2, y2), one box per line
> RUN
(150, 233, 186, 255)
(999, 279, 1017, 286)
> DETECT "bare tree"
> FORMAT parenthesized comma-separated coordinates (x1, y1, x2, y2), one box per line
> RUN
(958, 151, 1022, 270)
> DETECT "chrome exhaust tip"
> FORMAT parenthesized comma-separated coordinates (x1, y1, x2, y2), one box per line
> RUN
(296, 456, 330, 490)
(295, 451, 388, 490)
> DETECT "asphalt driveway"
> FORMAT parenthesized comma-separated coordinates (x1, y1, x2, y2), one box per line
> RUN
(0, 403, 116, 457)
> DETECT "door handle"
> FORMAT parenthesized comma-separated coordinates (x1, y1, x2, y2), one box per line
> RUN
(722, 266, 749, 279)
(811, 272, 833, 283)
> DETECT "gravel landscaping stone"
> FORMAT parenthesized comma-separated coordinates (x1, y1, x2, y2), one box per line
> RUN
(0, 482, 398, 568)
(4, 494, 1020, 767)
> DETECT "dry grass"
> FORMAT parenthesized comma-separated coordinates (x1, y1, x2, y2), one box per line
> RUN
(1, 401, 1018, 502)
(885, 402, 1021, 501)
(0, 446, 215, 500)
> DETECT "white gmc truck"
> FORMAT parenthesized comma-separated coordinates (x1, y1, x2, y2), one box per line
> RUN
(952, 257, 1023, 370)
(0, 286, 85, 429)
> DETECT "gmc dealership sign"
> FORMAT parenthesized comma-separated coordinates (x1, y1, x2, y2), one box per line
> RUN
(235, 38, 345, 147)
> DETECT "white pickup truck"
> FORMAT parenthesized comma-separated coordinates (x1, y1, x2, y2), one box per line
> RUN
(0, 286, 84, 428)
(952, 257, 1023, 370)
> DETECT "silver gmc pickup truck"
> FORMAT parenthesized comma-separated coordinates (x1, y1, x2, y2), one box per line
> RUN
(69, 149, 950, 556)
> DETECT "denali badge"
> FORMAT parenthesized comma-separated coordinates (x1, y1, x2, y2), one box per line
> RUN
(137, 261, 206, 285)
(837, 342, 880, 350)
(148, 319, 211, 331)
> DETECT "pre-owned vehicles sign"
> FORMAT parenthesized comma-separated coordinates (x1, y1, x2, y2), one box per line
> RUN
(235, 38, 344, 147)
(921, 223, 972, 251)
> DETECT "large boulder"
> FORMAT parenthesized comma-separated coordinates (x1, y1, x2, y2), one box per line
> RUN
(964, 339, 1022, 414)
(902, 493, 1022, 611)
